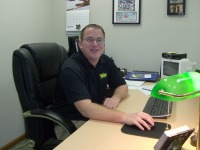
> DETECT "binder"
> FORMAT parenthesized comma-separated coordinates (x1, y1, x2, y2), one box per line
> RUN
(125, 71, 159, 82)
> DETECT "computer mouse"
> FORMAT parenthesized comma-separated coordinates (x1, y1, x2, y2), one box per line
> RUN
(142, 119, 154, 130)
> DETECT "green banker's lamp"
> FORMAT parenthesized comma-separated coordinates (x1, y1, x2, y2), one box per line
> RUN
(151, 72, 200, 150)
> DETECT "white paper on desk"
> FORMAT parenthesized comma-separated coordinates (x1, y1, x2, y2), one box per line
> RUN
(138, 88, 151, 95)
(125, 80, 145, 89)
(141, 85, 155, 91)
(128, 86, 140, 90)
(139, 84, 155, 95)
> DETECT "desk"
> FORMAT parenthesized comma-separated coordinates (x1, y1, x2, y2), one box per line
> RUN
(54, 89, 198, 150)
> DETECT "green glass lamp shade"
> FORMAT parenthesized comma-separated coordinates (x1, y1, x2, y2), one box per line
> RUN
(151, 72, 200, 101)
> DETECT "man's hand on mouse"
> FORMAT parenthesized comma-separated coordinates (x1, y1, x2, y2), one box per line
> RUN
(123, 112, 154, 130)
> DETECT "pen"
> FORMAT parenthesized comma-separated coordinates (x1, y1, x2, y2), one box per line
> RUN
(142, 88, 152, 91)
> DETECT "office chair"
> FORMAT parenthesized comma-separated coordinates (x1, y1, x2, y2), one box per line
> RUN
(12, 43, 77, 150)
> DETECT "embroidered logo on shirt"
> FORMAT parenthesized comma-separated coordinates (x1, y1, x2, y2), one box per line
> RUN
(100, 73, 107, 79)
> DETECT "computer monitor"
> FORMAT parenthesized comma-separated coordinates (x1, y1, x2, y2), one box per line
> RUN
(161, 58, 196, 78)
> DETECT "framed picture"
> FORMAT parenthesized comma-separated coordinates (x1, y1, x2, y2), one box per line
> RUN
(167, 0, 185, 15)
(112, 0, 141, 24)
(154, 126, 194, 150)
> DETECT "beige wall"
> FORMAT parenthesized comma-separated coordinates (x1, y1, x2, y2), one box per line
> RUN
(90, 0, 200, 72)
(0, 0, 67, 147)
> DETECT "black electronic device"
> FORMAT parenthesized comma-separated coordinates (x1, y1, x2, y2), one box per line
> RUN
(143, 97, 173, 118)
(68, 36, 80, 57)
(162, 52, 187, 60)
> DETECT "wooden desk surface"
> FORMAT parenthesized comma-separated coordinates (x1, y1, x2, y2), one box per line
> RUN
(54, 89, 198, 150)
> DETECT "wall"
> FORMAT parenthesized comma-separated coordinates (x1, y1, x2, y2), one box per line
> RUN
(1, 0, 200, 147)
(90, 0, 200, 72)
(0, 0, 67, 147)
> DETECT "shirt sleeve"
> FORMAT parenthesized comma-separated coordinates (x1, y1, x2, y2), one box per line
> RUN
(59, 67, 91, 104)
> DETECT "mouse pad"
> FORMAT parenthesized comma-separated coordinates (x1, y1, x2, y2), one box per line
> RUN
(121, 122, 171, 139)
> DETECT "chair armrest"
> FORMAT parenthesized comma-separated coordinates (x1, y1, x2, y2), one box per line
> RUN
(24, 109, 77, 134)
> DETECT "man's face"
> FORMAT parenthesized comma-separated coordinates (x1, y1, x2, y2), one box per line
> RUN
(78, 27, 105, 64)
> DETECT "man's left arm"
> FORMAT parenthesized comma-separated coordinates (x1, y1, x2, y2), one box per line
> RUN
(103, 84, 128, 108)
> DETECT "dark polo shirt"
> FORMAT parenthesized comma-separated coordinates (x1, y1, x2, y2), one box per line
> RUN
(52, 51, 126, 120)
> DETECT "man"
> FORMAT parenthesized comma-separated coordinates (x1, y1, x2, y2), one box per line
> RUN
(52, 24, 154, 132)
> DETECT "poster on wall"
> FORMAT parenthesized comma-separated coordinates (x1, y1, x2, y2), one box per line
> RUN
(66, 0, 90, 32)
(112, 0, 141, 24)
(167, 0, 185, 15)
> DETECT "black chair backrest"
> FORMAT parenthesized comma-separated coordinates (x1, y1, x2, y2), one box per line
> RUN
(12, 43, 68, 148)
(13, 43, 67, 110)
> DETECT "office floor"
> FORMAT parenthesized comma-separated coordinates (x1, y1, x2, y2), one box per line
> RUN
(9, 139, 34, 150)
(9, 121, 85, 150)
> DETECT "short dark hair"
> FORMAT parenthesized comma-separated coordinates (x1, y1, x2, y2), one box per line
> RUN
(80, 24, 105, 40)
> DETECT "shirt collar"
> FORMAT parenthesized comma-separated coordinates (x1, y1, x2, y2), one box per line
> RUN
(78, 51, 106, 68)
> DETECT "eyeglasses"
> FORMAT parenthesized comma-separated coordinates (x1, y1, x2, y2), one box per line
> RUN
(84, 37, 104, 45)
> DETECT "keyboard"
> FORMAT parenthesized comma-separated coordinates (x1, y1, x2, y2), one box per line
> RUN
(143, 97, 173, 118)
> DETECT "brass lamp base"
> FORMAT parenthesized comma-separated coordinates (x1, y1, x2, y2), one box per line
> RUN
(190, 134, 197, 147)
